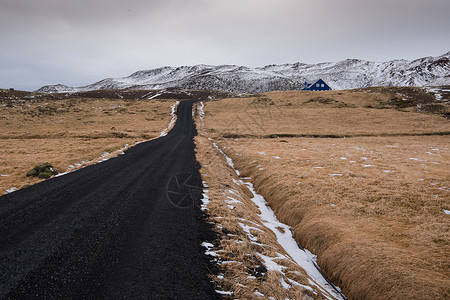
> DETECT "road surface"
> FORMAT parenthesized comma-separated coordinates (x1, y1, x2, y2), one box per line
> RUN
(0, 100, 219, 299)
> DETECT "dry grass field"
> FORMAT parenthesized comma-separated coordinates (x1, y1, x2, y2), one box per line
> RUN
(199, 88, 450, 299)
(0, 89, 175, 194)
(202, 89, 448, 138)
(1, 86, 448, 299)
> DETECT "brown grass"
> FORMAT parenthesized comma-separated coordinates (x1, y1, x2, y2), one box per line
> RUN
(217, 137, 449, 299)
(199, 89, 450, 299)
(194, 135, 333, 299)
(203, 89, 449, 138)
(0, 90, 175, 194)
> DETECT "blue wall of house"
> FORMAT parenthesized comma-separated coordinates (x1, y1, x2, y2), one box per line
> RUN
(303, 79, 331, 91)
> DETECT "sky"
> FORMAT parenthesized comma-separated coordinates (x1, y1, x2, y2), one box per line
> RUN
(1, 0, 449, 91)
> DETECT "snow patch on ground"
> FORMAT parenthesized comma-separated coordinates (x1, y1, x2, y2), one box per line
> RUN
(5, 187, 18, 194)
(254, 291, 265, 297)
(201, 181, 210, 211)
(213, 144, 240, 176)
(409, 157, 424, 162)
(202, 242, 219, 257)
(148, 92, 162, 99)
(160, 101, 179, 136)
(239, 222, 263, 242)
(226, 195, 243, 204)
(426, 87, 447, 102)
(56, 144, 130, 177)
(215, 290, 233, 296)
(257, 252, 288, 273)
(197, 101, 205, 125)
(280, 277, 291, 290)
(426, 151, 440, 156)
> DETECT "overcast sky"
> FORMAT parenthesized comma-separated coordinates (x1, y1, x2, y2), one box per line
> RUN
(1, 0, 449, 91)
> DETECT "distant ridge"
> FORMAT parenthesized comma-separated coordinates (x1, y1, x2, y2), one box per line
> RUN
(37, 52, 450, 93)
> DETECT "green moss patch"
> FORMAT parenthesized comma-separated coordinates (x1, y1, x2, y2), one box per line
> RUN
(26, 162, 59, 179)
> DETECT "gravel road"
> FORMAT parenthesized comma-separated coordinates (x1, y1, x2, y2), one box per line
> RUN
(0, 100, 219, 299)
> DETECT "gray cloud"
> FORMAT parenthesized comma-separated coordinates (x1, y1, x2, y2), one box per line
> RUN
(1, 0, 449, 90)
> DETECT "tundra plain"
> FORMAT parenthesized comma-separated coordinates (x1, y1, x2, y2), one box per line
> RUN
(199, 88, 449, 299)
(0, 89, 175, 194)
(1, 87, 449, 299)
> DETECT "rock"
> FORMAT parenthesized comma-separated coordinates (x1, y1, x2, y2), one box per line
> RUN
(26, 162, 59, 179)
(251, 264, 268, 278)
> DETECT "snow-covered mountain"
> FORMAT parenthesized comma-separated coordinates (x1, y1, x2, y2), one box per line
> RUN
(37, 52, 450, 93)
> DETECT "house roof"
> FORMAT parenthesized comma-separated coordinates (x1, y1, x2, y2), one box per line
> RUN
(304, 78, 326, 88)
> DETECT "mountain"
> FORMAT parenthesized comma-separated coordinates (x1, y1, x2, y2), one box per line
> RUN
(36, 84, 79, 93)
(37, 52, 450, 93)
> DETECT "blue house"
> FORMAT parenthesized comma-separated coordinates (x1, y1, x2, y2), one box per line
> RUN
(302, 78, 331, 91)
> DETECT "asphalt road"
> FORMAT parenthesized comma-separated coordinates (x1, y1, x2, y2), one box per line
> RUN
(0, 100, 219, 299)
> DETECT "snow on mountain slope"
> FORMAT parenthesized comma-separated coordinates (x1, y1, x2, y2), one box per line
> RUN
(37, 52, 450, 93)
(37, 84, 80, 93)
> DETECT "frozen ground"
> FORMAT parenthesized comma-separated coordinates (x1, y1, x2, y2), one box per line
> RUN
(201, 142, 346, 299)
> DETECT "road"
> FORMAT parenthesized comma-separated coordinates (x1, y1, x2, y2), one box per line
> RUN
(0, 100, 219, 299)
